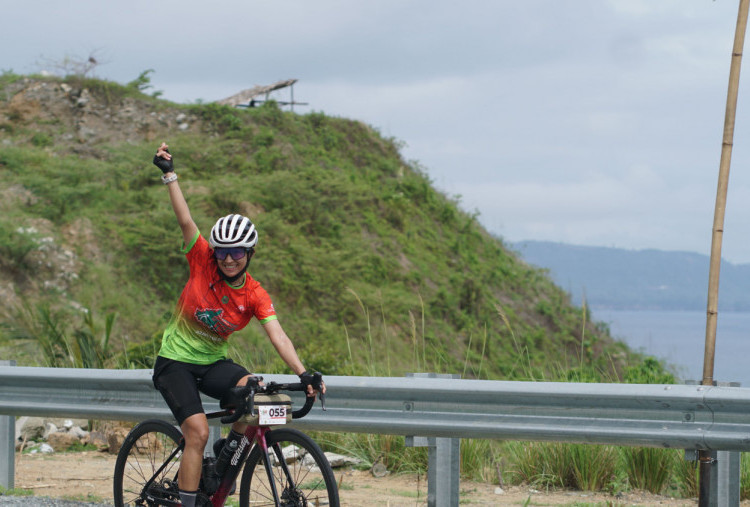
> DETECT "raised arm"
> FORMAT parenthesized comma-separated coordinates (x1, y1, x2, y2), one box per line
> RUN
(154, 143, 198, 246)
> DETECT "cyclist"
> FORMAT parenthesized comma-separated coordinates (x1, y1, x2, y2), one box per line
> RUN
(150, 142, 324, 507)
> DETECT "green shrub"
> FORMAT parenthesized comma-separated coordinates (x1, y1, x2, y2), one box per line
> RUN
(0, 221, 39, 269)
(30, 132, 53, 147)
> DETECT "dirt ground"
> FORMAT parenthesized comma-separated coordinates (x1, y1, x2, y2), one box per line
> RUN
(11, 449, 724, 506)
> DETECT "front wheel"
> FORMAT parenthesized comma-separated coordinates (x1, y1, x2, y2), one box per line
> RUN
(239, 428, 339, 507)
(113, 419, 183, 507)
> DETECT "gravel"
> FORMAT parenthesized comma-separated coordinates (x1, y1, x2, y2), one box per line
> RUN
(0, 497, 113, 506)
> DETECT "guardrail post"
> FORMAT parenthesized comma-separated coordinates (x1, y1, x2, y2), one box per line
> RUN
(0, 360, 16, 490)
(711, 450, 739, 507)
(686, 380, 741, 507)
(207, 423, 221, 457)
(405, 373, 460, 507)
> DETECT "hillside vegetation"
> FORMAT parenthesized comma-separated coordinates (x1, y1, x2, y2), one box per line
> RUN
(0, 73, 668, 383)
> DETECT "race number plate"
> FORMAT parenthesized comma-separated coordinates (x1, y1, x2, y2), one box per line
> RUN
(258, 405, 288, 425)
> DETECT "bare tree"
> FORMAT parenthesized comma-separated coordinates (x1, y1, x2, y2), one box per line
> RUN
(37, 49, 108, 78)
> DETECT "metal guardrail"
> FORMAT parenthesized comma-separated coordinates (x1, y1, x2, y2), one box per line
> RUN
(1, 366, 750, 450)
(0, 366, 748, 506)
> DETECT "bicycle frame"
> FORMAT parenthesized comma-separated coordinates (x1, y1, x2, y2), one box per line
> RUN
(207, 419, 299, 507)
(208, 423, 263, 506)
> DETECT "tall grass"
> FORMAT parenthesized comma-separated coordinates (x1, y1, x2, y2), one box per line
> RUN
(505, 441, 618, 491)
(3, 301, 117, 368)
(673, 453, 699, 498)
(620, 447, 675, 494)
(741, 452, 750, 500)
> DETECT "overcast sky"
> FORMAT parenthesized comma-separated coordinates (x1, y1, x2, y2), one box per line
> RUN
(5, 1, 750, 262)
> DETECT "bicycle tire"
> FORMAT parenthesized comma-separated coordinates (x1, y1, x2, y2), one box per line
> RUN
(238, 427, 339, 507)
(113, 419, 183, 507)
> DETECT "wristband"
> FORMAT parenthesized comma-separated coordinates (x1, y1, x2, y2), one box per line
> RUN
(161, 173, 178, 185)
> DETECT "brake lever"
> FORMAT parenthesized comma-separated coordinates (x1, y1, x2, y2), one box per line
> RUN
(245, 385, 256, 420)
(313, 372, 326, 411)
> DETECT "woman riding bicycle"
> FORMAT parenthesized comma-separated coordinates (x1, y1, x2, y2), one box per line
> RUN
(150, 142, 324, 507)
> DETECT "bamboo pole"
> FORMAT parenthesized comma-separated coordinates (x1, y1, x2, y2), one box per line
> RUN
(703, 0, 749, 388)
(700, 0, 749, 505)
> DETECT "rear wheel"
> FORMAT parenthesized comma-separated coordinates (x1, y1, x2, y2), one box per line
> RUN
(239, 427, 339, 506)
(113, 419, 183, 507)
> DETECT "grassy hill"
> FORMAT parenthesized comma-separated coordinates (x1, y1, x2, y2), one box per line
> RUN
(0, 72, 668, 383)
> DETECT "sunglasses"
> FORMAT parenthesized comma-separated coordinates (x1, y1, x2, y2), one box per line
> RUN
(214, 247, 248, 261)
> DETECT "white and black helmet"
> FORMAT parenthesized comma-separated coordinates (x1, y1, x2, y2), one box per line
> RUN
(209, 214, 258, 249)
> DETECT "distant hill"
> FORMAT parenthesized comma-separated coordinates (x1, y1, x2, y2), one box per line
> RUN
(512, 241, 750, 311)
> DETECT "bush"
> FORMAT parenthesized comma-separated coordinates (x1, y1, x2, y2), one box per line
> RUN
(30, 132, 53, 147)
(620, 447, 675, 494)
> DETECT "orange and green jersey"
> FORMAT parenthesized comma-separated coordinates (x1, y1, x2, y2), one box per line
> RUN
(158, 232, 277, 364)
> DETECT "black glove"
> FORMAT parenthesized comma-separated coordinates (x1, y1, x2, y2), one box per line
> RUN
(153, 149, 174, 174)
(299, 371, 322, 390)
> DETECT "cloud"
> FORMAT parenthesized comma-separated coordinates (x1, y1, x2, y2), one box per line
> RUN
(4, 0, 750, 262)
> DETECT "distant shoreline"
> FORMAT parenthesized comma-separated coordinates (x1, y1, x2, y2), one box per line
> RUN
(513, 240, 750, 312)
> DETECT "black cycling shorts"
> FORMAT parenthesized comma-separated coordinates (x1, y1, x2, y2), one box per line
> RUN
(152, 356, 251, 426)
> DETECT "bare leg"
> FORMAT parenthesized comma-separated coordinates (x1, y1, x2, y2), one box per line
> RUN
(179, 413, 209, 491)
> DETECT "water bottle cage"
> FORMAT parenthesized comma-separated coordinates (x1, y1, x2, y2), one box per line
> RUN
(200, 456, 219, 495)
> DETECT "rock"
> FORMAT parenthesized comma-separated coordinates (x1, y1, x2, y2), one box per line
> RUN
(20, 417, 45, 441)
(84, 430, 108, 449)
(15, 416, 27, 442)
(47, 431, 80, 451)
(46, 418, 90, 431)
(495, 487, 505, 495)
(68, 426, 89, 439)
(324, 452, 362, 468)
(132, 432, 164, 455)
(371, 462, 389, 477)
(270, 444, 305, 466)
(43, 422, 59, 439)
(37, 443, 54, 454)
(76, 89, 91, 107)
(106, 427, 130, 454)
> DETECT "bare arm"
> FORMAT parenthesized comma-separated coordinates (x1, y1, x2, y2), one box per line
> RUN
(156, 143, 198, 245)
(263, 319, 306, 375)
(263, 319, 326, 395)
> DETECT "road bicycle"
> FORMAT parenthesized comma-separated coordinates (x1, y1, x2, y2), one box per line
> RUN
(113, 373, 339, 506)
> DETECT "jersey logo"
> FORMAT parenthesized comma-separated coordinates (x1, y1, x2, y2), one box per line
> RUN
(195, 308, 236, 335)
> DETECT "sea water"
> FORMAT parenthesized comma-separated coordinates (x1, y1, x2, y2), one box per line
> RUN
(591, 309, 750, 386)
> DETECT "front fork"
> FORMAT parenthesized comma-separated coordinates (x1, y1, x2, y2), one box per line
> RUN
(210, 426, 297, 507)
(256, 426, 299, 505)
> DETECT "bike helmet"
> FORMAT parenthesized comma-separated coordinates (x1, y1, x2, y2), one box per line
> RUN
(209, 214, 258, 249)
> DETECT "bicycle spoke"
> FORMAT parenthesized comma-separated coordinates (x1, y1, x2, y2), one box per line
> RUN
(113, 420, 183, 507)
(240, 428, 339, 507)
